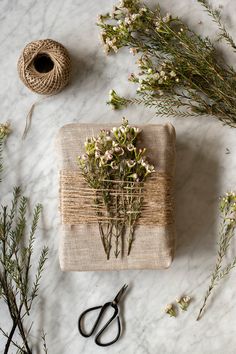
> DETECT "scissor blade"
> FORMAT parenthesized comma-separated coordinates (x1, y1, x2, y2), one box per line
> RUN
(113, 284, 128, 304)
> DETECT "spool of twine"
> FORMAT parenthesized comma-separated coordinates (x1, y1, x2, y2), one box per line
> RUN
(17, 38, 71, 95)
(17, 39, 71, 138)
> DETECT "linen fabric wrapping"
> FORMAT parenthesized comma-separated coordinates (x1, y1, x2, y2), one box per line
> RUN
(56, 123, 176, 271)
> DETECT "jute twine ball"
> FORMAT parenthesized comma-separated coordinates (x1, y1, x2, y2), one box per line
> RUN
(17, 39, 71, 95)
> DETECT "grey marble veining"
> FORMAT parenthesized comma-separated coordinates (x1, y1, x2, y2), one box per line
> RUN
(0, 0, 236, 353)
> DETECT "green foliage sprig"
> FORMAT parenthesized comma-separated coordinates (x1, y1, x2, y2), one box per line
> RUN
(98, 0, 236, 127)
(197, 192, 236, 320)
(78, 118, 155, 259)
(0, 122, 49, 353)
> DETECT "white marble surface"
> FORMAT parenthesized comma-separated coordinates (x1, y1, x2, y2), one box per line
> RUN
(1, 0, 236, 353)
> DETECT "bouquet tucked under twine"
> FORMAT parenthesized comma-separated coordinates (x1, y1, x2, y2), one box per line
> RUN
(77, 118, 155, 259)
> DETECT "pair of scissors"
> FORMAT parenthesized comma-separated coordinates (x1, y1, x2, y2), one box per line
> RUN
(78, 284, 128, 347)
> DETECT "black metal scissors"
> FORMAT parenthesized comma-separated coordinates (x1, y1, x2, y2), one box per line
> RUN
(78, 284, 128, 347)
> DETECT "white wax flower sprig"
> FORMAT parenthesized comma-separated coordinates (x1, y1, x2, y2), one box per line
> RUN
(78, 118, 155, 259)
(98, 0, 236, 128)
(197, 191, 236, 320)
(164, 304, 176, 317)
(176, 296, 191, 311)
(0, 121, 11, 138)
(79, 118, 154, 182)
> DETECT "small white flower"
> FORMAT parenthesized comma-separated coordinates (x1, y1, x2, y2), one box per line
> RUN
(105, 151, 113, 161)
(170, 71, 176, 77)
(112, 141, 118, 147)
(140, 158, 146, 167)
(163, 13, 170, 23)
(158, 78, 163, 84)
(127, 143, 135, 151)
(130, 47, 137, 55)
(114, 146, 120, 152)
(165, 304, 173, 312)
(112, 45, 118, 53)
(118, 147, 124, 155)
(95, 151, 101, 158)
(183, 296, 191, 303)
(126, 159, 136, 168)
(131, 173, 138, 180)
(131, 14, 139, 21)
(164, 303, 176, 317)
(133, 127, 141, 133)
(106, 136, 112, 141)
(160, 70, 165, 77)
(99, 156, 106, 166)
(124, 16, 131, 25)
(146, 164, 155, 173)
(125, 125, 130, 133)
(111, 161, 119, 170)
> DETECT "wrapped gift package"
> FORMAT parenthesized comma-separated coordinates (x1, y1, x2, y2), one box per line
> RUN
(56, 123, 176, 271)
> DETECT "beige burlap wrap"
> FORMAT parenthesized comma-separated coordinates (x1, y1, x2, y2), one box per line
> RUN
(56, 123, 176, 271)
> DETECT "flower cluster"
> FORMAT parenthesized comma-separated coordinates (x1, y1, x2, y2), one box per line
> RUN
(165, 295, 191, 317)
(78, 118, 155, 259)
(107, 89, 130, 110)
(176, 296, 191, 311)
(0, 122, 11, 138)
(78, 118, 155, 183)
(164, 304, 176, 317)
(98, 0, 172, 55)
(129, 57, 180, 95)
(220, 191, 236, 214)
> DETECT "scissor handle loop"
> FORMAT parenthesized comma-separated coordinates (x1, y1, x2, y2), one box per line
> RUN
(78, 302, 121, 346)
(95, 303, 121, 346)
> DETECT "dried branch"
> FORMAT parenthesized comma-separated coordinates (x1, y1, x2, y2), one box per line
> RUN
(197, 192, 236, 320)
(0, 123, 49, 353)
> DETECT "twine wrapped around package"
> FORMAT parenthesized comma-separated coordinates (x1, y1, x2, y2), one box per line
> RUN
(56, 123, 176, 272)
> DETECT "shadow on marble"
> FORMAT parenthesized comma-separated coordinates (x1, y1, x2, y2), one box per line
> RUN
(68, 48, 108, 92)
(175, 135, 220, 258)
